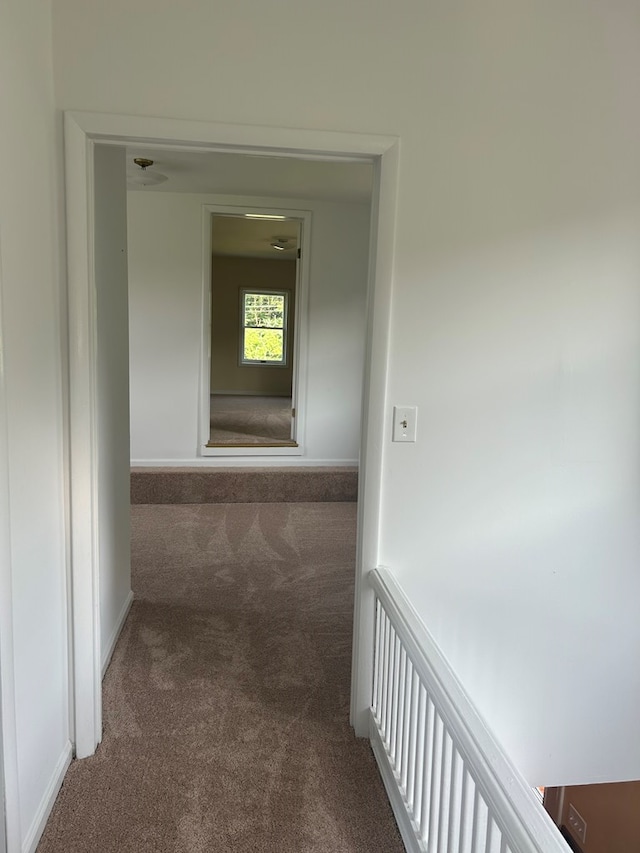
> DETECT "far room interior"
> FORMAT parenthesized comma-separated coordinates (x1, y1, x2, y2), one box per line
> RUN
(125, 149, 374, 466)
(208, 213, 301, 448)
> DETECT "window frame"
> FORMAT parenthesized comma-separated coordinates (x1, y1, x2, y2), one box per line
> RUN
(239, 288, 289, 367)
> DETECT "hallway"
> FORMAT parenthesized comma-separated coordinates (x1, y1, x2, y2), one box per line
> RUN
(38, 502, 402, 852)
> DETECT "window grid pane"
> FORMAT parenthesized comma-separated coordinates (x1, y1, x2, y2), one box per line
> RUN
(244, 328, 284, 362)
(241, 291, 287, 365)
(243, 293, 285, 329)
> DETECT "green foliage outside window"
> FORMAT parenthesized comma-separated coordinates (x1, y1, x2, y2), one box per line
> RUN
(244, 328, 284, 361)
(242, 292, 287, 364)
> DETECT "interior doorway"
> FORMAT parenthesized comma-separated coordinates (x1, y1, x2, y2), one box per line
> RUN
(64, 110, 399, 760)
(207, 211, 304, 449)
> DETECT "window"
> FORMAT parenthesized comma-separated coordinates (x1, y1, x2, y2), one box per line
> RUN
(240, 290, 288, 366)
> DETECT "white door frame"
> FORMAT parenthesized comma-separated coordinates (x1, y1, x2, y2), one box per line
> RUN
(0, 246, 20, 850)
(64, 110, 399, 757)
(200, 203, 312, 458)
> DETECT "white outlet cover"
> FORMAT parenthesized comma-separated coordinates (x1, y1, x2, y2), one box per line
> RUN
(568, 804, 587, 844)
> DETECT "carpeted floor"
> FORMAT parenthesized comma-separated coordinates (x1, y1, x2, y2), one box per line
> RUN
(130, 467, 358, 504)
(38, 503, 403, 853)
(209, 395, 294, 446)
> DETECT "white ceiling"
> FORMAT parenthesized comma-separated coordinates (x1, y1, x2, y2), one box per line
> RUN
(126, 146, 373, 259)
(126, 147, 373, 204)
(212, 215, 300, 261)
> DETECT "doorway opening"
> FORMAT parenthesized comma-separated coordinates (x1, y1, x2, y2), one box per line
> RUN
(65, 111, 399, 760)
(204, 209, 308, 451)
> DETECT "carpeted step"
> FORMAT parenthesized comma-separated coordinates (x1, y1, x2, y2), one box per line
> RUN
(130, 466, 358, 504)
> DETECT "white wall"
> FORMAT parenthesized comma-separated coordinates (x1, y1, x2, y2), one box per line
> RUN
(127, 191, 371, 465)
(0, 195, 14, 853)
(1, 0, 71, 848)
(52, 0, 640, 786)
(94, 146, 133, 673)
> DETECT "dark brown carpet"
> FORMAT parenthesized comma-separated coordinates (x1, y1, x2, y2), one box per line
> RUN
(38, 503, 403, 853)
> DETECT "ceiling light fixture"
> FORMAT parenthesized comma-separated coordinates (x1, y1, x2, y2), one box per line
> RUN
(129, 158, 168, 187)
(270, 236, 293, 251)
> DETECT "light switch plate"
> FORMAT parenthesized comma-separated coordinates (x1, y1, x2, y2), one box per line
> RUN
(393, 406, 417, 442)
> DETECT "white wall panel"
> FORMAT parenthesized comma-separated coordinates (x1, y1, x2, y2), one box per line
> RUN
(52, 0, 640, 785)
(127, 191, 371, 465)
(1, 0, 70, 846)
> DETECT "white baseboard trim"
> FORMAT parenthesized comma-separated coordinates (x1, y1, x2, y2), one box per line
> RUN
(210, 390, 291, 397)
(130, 458, 359, 468)
(201, 444, 303, 458)
(21, 740, 73, 853)
(370, 711, 420, 853)
(101, 590, 134, 678)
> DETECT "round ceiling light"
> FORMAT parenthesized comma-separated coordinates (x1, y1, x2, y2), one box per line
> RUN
(129, 158, 168, 187)
(270, 236, 295, 251)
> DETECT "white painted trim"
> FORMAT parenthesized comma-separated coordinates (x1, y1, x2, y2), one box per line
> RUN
(290, 213, 311, 453)
(65, 112, 397, 160)
(130, 457, 359, 468)
(0, 230, 20, 853)
(0, 708, 5, 853)
(209, 390, 292, 397)
(370, 714, 421, 853)
(65, 110, 399, 758)
(199, 206, 213, 455)
(199, 202, 312, 458)
(370, 567, 569, 853)
(350, 143, 400, 736)
(238, 287, 289, 367)
(201, 445, 302, 457)
(101, 590, 134, 679)
(64, 113, 102, 760)
(20, 741, 72, 853)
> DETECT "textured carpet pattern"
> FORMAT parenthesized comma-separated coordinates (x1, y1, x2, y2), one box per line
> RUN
(38, 503, 403, 853)
(130, 467, 359, 504)
(210, 395, 293, 445)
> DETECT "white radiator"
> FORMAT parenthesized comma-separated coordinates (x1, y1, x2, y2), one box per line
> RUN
(369, 568, 567, 853)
